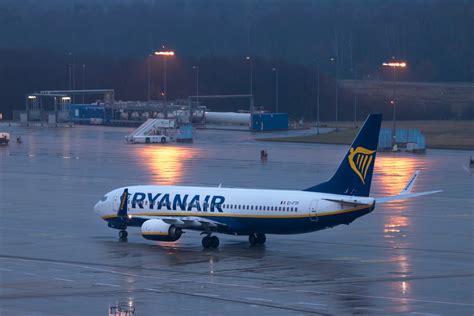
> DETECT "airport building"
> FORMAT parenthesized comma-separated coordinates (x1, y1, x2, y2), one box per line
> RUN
(16, 89, 289, 132)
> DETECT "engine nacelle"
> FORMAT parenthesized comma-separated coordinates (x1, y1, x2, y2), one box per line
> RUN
(141, 219, 182, 242)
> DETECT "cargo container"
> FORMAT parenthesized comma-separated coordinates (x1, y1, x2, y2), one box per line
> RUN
(176, 124, 193, 142)
(251, 113, 288, 131)
(69, 105, 110, 124)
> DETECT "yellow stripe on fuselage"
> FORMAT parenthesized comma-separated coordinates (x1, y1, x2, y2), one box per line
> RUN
(101, 204, 371, 220)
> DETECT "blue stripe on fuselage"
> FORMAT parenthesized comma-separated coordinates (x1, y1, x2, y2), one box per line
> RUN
(103, 206, 373, 235)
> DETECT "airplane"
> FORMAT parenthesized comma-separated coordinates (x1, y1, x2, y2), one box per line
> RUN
(94, 114, 441, 249)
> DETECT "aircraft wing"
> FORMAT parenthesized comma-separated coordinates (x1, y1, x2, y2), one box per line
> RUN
(129, 215, 227, 229)
(375, 170, 442, 204)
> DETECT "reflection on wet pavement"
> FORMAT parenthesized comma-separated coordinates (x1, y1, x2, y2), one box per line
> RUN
(0, 124, 472, 315)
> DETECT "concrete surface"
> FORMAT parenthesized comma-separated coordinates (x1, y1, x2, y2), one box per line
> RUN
(0, 123, 473, 315)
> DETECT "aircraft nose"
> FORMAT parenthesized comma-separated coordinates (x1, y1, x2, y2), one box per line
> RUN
(94, 201, 101, 215)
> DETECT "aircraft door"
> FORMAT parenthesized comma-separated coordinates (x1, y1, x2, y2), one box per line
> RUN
(112, 193, 119, 212)
(309, 199, 319, 221)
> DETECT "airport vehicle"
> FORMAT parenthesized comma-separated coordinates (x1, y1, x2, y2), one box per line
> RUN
(132, 133, 171, 144)
(94, 114, 441, 248)
(0, 132, 10, 145)
(126, 118, 175, 144)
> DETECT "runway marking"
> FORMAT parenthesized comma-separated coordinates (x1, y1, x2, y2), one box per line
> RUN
(93, 283, 120, 288)
(193, 293, 219, 298)
(353, 307, 384, 312)
(53, 278, 74, 282)
(23, 273, 37, 276)
(0, 268, 12, 272)
(1, 255, 473, 308)
(245, 297, 273, 302)
(298, 302, 328, 307)
(144, 288, 164, 293)
(411, 312, 441, 316)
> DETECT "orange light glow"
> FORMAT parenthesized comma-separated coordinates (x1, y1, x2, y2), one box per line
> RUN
(382, 62, 407, 68)
(155, 51, 175, 56)
(375, 155, 420, 196)
(136, 145, 198, 185)
(384, 215, 409, 234)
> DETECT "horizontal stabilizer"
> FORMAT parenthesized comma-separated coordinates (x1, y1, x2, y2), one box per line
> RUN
(375, 171, 441, 203)
(322, 198, 373, 207)
(376, 190, 442, 203)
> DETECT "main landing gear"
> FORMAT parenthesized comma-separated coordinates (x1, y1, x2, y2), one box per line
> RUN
(249, 233, 266, 246)
(202, 235, 220, 249)
(118, 229, 128, 242)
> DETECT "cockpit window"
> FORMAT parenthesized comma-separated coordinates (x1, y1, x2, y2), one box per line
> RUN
(100, 195, 108, 202)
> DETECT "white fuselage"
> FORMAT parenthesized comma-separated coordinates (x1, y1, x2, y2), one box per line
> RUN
(95, 185, 375, 235)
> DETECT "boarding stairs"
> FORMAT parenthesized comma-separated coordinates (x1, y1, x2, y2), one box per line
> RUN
(125, 119, 155, 142)
(125, 118, 176, 142)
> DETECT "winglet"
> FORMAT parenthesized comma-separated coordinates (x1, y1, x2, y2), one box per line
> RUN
(401, 171, 419, 194)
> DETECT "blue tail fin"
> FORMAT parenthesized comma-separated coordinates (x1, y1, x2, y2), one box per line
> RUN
(304, 114, 382, 197)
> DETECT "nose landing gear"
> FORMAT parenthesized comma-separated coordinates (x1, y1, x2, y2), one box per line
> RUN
(202, 235, 220, 249)
(249, 233, 266, 246)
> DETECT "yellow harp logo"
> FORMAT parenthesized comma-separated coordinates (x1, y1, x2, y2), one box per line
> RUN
(348, 147, 376, 184)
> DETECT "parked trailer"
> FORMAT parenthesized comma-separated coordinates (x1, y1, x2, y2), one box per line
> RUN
(0, 132, 10, 145)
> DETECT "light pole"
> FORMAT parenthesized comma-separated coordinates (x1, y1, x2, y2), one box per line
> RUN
(147, 54, 151, 101)
(246, 56, 253, 96)
(69, 52, 75, 103)
(316, 64, 320, 134)
(192, 66, 199, 98)
(382, 60, 407, 147)
(313, 58, 334, 134)
(330, 57, 338, 131)
(272, 68, 279, 113)
(155, 50, 175, 102)
(82, 64, 86, 103)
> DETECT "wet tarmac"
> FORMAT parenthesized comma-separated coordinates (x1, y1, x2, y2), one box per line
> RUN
(0, 123, 473, 315)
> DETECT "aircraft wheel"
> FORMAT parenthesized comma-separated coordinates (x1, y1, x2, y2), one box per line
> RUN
(202, 236, 212, 249)
(249, 234, 258, 246)
(161, 137, 166, 143)
(119, 230, 128, 239)
(256, 233, 266, 245)
(210, 236, 220, 248)
(145, 137, 150, 143)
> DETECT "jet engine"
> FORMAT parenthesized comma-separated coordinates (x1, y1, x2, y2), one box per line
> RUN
(141, 219, 182, 242)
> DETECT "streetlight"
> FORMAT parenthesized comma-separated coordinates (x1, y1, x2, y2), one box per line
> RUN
(246, 56, 253, 96)
(81, 64, 86, 103)
(382, 60, 407, 147)
(192, 66, 199, 98)
(147, 54, 151, 101)
(154, 49, 175, 102)
(330, 57, 338, 131)
(272, 68, 278, 113)
(68, 52, 75, 103)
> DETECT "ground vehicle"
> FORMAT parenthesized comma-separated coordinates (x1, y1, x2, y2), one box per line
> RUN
(0, 132, 10, 145)
(132, 133, 171, 144)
